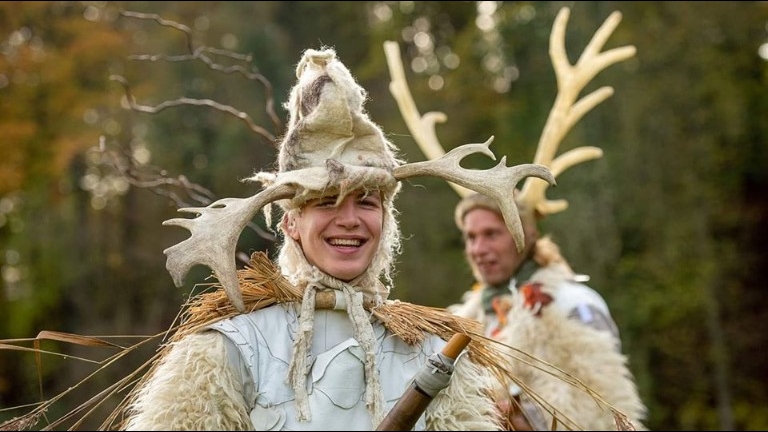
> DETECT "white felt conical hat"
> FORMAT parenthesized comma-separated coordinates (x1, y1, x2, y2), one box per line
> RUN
(253, 48, 402, 208)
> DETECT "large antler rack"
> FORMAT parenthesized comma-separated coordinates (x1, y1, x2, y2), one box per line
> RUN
(161, 38, 558, 312)
(162, 184, 297, 312)
(385, 6, 636, 219)
(393, 139, 553, 250)
(384, 42, 554, 252)
(516, 7, 636, 216)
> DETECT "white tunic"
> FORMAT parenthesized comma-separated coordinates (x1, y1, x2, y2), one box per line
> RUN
(209, 304, 445, 431)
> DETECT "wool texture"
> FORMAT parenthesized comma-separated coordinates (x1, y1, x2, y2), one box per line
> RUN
(123, 332, 251, 431)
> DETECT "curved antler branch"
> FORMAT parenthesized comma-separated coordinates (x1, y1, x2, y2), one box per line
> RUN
(393, 138, 555, 251)
(162, 184, 296, 312)
(550, 146, 603, 178)
(517, 7, 636, 216)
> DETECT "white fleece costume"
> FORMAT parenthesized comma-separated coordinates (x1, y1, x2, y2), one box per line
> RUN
(451, 238, 647, 430)
(123, 301, 500, 430)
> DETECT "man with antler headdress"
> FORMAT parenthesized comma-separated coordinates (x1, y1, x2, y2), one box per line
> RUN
(385, 6, 647, 431)
(118, 46, 555, 431)
(451, 9, 647, 431)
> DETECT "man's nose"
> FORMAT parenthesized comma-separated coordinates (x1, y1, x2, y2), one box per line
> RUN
(467, 237, 489, 255)
(335, 200, 361, 227)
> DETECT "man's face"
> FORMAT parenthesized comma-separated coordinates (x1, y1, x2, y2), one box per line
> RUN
(462, 208, 527, 286)
(286, 190, 384, 282)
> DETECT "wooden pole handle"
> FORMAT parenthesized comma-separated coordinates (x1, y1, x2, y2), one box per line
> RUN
(442, 333, 471, 359)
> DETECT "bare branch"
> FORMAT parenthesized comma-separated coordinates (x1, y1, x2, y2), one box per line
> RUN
(97, 137, 278, 245)
(110, 75, 277, 143)
(115, 10, 283, 145)
(119, 10, 195, 52)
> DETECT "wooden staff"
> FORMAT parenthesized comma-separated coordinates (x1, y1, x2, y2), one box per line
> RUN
(376, 333, 472, 431)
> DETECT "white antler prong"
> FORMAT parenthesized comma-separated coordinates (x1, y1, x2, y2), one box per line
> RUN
(384, 41, 475, 198)
(518, 6, 636, 216)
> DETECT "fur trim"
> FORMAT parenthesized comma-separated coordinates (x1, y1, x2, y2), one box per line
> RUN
(446, 285, 484, 322)
(426, 354, 503, 431)
(448, 236, 571, 322)
(123, 332, 251, 431)
(497, 300, 647, 430)
(448, 237, 646, 430)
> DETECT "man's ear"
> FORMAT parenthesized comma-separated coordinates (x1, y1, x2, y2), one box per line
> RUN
(283, 214, 301, 241)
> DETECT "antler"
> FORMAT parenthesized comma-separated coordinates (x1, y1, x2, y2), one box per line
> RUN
(516, 7, 636, 215)
(385, 7, 635, 218)
(393, 138, 554, 252)
(162, 183, 296, 312)
(384, 41, 474, 198)
(384, 40, 554, 251)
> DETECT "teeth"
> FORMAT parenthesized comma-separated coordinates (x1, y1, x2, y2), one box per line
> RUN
(330, 238, 361, 246)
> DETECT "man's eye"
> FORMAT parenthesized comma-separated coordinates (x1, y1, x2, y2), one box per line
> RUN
(315, 198, 337, 207)
(359, 197, 382, 208)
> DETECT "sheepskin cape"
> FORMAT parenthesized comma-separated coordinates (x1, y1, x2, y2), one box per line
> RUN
(121, 324, 502, 430)
(119, 252, 504, 431)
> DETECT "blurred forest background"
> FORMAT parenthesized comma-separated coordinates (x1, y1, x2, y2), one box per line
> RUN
(1, 1, 767, 431)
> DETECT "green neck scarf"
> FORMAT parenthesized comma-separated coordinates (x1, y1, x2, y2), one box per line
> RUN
(481, 259, 539, 315)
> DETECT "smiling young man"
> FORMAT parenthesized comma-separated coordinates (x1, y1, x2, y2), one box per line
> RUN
(285, 191, 384, 282)
(454, 191, 620, 337)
